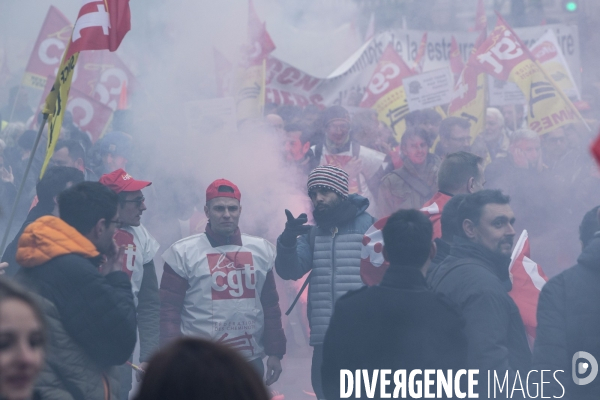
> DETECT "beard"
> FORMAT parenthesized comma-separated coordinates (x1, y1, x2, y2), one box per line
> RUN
(496, 236, 514, 256)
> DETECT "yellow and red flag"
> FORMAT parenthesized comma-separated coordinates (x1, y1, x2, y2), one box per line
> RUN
(474, 0, 487, 32)
(449, 36, 464, 84)
(359, 43, 415, 142)
(235, 0, 275, 122)
(471, 14, 584, 135)
(41, 0, 132, 177)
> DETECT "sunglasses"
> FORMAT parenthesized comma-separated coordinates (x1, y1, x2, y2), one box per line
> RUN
(121, 197, 145, 208)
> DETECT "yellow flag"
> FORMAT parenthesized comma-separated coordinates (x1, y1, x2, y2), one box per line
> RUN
(448, 66, 486, 139)
(359, 44, 415, 143)
(472, 15, 584, 135)
(40, 52, 79, 178)
(235, 59, 266, 123)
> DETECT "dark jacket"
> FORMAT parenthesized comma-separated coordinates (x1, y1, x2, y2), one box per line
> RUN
(322, 266, 467, 400)
(15, 216, 137, 400)
(2, 202, 53, 276)
(425, 237, 451, 286)
(532, 235, 600, 399)
(430, 237, 531, 380)
(275, 194, 375, 345)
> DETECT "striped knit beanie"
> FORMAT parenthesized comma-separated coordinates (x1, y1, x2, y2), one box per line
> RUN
(307, 165, 349, 199)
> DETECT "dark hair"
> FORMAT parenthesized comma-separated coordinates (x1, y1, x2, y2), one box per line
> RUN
(440, 194, 468, 242)
(18, 130, 37, 151)
(579, 206, 600, 248)
(37, 166, 85, 206)
(134, 337, 270, 400)
(285, 123, 313, 144)
(405, 110, 422, 127)
(382, 209, 433, 267)
(438, 152, 483, 193)
(58, 181, 118, 235)
(420, 109, 443, 125)
(400, 127, 430, 148)
(0, 277, 46, 345)
(439, 117, 471, 139)
(55, 139, 86, 165)
(456, 190, 510, 238)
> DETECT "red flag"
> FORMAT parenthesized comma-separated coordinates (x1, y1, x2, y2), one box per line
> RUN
(360, 217, 389, 286)
(35, 76, 112, 142)
(449, 36, 464, 84)
(22, 6, 72, 90)
(246, 0, 275, 66)
(117, 81, 127, 110)
(65, 0, 131, 60)
(474, 0, 487, 31)
(508, 230, 548, 345)
(591, 130, 600, 165)
(74, 50, 137, 111)
(412, 32, 428, 74)
(420, 192, 452, 240)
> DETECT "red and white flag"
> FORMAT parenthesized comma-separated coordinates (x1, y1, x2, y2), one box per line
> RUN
(245, 0, 275, 66)
(508, 230, 548, 346)
(22, 6, 72, 90)
(360, 217, 389, 286)
(65, 0, 131, 60)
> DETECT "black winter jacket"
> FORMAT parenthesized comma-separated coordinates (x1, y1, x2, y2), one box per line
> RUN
(322, 266, 467, 400)
(430, 237, 531, 383)
(532, 235, 600, 399)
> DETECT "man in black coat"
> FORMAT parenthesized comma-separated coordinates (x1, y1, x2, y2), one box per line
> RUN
(322, 209, 467, 400)
(430, 190, 531, 393)
(532, 206, 600, 399)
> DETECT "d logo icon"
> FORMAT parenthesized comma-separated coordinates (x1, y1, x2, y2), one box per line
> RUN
(572, 351, 598, 385)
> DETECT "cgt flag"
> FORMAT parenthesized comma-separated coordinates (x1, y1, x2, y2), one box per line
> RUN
(65, 0, 131, 60)
(411, 32, 427, 74)
(448, 29, 487, 140)
(22, 6, 72, 90)
(508, 230, 548, 346)
(359, 43, 415, 143)
(472, 14, 585, 135)
(41, 0, 131, 177)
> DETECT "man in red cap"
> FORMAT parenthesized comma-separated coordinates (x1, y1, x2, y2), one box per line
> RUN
(160, 179, 286, 386)
(99, 168, 160, 400)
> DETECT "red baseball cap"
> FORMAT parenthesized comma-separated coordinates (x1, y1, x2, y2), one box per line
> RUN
(206, 179, 241, 203)
(99, 169, 152, 194)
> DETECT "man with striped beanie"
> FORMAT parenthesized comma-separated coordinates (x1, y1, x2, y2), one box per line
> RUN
(275, 164, 376, 399)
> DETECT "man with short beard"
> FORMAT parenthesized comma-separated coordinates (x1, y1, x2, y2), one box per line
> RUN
(275, 165, 375, 399)
(430, 190, 531, 391)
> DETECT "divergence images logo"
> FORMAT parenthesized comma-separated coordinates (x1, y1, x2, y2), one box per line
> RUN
(572, 351, 598, 386)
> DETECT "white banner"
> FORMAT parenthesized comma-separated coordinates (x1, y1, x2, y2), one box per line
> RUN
(264, 24, 580, 110)
(403, 68, 453, 111)
(488, 76, 526, 106)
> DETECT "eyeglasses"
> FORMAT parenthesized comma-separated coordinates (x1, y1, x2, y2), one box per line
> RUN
(121, 197, 145, 208)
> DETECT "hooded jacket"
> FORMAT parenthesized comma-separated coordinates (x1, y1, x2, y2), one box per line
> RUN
(532, 234, 600, 399)
(430, 237, 531, 383)
(16, 216, 137, 400)
(275, 194, 375, 345)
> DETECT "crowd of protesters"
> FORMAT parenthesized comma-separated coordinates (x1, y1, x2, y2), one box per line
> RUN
(0, 83, 599, 400)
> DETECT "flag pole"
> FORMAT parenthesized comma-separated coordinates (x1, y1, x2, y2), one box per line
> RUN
(0, 114, 48, 255)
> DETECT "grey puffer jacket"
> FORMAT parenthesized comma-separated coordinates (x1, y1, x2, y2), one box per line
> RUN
(275, 194, 375, 345)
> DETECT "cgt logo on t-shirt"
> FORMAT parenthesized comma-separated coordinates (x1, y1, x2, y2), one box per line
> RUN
(207, 252, 256, 300)
(113, 229, 135, 279)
